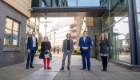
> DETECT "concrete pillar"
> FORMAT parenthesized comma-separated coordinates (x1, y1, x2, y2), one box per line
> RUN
(87, 17, 101, 58)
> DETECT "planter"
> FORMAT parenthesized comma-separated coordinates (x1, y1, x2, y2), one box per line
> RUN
(77, 51, 81, 55)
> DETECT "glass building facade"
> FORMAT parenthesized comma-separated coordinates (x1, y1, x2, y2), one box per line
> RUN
(101, 0, 131, 63)
(31, 0, 140, 67)
(100, 0, 140, 66)
(32, 0, 106, 7)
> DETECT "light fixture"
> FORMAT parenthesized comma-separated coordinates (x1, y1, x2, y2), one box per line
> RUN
(28, 7, 33, 11)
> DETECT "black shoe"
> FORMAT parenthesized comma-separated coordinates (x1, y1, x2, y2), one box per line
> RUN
(104, 68, 107, 71)
(60, 68, 64, 70)
(80, 68, 86, 70)
(30, 66, 34, 68)
(102, 69, 106, 71)
(67, 67, 70, 70)
(26, 67, 29, 69)
(88, 69, 90, 71)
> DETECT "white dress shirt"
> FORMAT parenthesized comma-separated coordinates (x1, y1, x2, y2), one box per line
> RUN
(32, 36, 36, 47)
(83, 36, 86, 42)
(83, 36, 88, 49)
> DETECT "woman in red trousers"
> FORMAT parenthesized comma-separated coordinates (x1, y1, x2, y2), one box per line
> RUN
(39, 37, 52, 69)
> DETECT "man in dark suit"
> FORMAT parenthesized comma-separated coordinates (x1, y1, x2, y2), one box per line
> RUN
(26, 31, 38, 69)
(60, 33, 74, 70)
(79, 31, 92, 71)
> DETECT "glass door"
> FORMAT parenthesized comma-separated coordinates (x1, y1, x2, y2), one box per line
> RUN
(112, 33, 119, 60)
(95, 35, 99, 60)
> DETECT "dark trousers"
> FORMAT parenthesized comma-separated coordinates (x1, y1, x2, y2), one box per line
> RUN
(81, 50, 91, 69)
(26, 48, 36, 67)
(101, 56, 108, 70)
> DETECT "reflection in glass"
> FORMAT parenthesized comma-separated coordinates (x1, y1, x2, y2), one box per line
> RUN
(78, 0, 100, 7)
(110, 0, 128, 26)
(32, 0, 104, 7)
(111, 17, 131, 63)
(42, 0, 52, 7)
(102, 13, 109, 31)
(32, 0, 39, 7)
(136, 0, 140, 12)
(4, 18, 19, 46)
(100, 0, 107, 6)
(4, 18, 13, 45)
(12, 22, 19, 46)
(110, 0, 127, 9)
(137, 14, 140, 37)
(67, 0, 76, 7)
(52, 0, 59, 7)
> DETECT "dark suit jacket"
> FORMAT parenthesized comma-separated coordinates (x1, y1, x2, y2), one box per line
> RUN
(27, 36, 38, 50)
(79, 36, 92, 51)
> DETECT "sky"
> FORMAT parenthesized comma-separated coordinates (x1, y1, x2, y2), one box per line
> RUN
(39, 17, 71, 37)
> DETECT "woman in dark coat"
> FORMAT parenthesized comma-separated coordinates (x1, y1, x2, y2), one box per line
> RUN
(99, 33, 109, 71)
(39, 37, 52, 69)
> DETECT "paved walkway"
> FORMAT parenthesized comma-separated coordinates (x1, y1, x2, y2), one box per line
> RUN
(0, 53, 140, 80)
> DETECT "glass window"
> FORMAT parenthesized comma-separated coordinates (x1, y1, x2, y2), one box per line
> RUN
(100, 0, 108, 6)
(4, 18, 19, 46)
(110, 0, 128, 25)
(4, 18, 13, 45)
(136, 0, 140, 12)
(42, 0, 52, 7)
(68, 0, 76, 7)
(33, 0, 105, 7)
(27, 26, 30, 31)
(111, 17, 131, 63)
(12, 22, 19, 45)
(102, 13, 110, 31)
(31, 0, 39, 7)
(137, 14, 140, 37)
(78, 0, 100, 7)
(110, 0, 127, 9)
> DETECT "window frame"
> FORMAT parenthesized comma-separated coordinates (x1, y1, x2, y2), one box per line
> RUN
(4, 17, 20, 47)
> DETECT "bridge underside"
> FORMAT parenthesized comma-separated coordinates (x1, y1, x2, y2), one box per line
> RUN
(31, 7, 107, 17)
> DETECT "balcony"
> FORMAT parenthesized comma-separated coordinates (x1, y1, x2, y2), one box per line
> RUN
(71, 32, 77, 34)
(73, 39, 77, 42)
(71, 33, 77, 37)
(70, 27, 77, 31)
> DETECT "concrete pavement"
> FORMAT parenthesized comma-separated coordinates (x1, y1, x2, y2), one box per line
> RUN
(0, 53, 140, 80)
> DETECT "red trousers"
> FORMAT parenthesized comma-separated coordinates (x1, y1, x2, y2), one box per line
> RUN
(43, 58, 51, 69)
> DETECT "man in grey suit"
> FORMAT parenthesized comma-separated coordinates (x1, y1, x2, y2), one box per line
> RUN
(60, 33, 74, 70)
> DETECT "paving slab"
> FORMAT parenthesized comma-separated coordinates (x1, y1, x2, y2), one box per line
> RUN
(0, 53, 139, 80)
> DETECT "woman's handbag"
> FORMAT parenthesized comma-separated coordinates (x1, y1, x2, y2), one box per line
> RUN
(44, 53, 49, 58)
(44, 50, 49, 58)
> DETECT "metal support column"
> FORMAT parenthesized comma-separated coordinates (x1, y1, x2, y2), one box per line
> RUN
(127, 0, 138, 65)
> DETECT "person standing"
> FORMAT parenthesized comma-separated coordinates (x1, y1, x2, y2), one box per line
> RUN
(54, 47, 55, 53)
(119, 47, 121, 54)
(99, 33, 109, 71)
(60, 33, 74, 70)
(26, 31, 38, 69)
(39, 37, 52, 69)
(79, 31, 92, 71)
(57, 46, 59, 54)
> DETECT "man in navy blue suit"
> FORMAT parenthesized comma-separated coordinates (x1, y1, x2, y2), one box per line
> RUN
(79, 31, 92, 71)
(26, 31, 38, 69)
